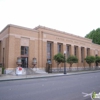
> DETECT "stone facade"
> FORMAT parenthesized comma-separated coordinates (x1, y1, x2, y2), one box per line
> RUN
(0, 24, 100, 74)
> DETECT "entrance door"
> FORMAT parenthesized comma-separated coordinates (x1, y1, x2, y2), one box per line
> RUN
(21, 57, 28, 68)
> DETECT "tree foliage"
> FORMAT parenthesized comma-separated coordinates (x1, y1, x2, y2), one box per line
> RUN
(85, 28, 100, 45)
(53, 53, 66, 71)
(95, 56, 100, 63)
(85, 29, 95, 39)
(67, 55, 78, 68)
(84, 56, 95, 68)
(53, 53, 65, 64)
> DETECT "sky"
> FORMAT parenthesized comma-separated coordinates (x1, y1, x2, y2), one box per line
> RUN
(0, 0, 100, 37)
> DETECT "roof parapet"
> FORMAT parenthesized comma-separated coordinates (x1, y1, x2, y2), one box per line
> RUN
(34, 25, 92, 42)
(0, 24, 38, 34)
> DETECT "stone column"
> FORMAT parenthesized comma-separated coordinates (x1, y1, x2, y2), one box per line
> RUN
(90, 49, 95, 68)
(52, 42, 57, 68)
(62, 44, 66, 53)
(15, 38, 20, 68)
(90, 48, 95, 56)
(42, 41, 47, 69)
(5, 37, 10, 69)
(29, 40, 35, 68)
(83, 47, 87, 68)
(75, 46, 78, 68)
(33, 40, 38, 68)
(70, 45, 74, 55)
(77, 46, 81, 67)
(7, 35, 16, 68)
(38, 31, 43, 68)
(62, 44, 67, 70)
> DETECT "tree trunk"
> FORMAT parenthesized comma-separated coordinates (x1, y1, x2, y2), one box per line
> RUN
(89, 63, 91, 70)
(69, 63, 73, 71)
(95, 62, 98, 69)
(57, 63, 59, 72)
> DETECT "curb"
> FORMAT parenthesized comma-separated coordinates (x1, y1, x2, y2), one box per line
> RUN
(67, 70, 100, 76)
(0, 70, 100, 82)
(0, 74, 65, 82)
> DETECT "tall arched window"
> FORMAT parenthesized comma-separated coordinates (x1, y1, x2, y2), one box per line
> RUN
(74, 46, 78, 57)
(87, 48, 90, 56)
(66, 44, 71, 57)
(81, 47, 84, 63)
(47, 42, 52, 60)
(57, 43, 62, 53)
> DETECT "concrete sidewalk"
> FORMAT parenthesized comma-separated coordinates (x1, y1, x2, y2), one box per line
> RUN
(0, 70, 100, 81)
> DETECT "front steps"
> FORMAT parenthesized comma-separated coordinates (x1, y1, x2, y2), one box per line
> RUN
(4, 68, 47, 75)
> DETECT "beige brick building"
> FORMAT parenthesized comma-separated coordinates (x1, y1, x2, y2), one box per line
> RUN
(0, 24, 100, 74)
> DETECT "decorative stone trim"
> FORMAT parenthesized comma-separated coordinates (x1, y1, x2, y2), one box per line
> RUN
(0, 34, 8, 40)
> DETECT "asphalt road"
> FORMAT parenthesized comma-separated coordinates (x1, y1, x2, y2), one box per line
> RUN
(0, 72, 100, 100)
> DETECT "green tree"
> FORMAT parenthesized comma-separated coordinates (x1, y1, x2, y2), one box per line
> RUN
(85, 29, 95, 39)
(95, 56, 100, 63)
(85, 28, 100, 45)
(93, 28, 100, 44)
(95, 56, 100, 69)
(67, 55, 78, 71)
(53, 53, 65, 71)
(84, 56, 95, 69)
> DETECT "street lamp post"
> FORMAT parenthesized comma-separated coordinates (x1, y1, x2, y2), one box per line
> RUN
(64, 51, 67, 74)
(95, 50, 98, 69)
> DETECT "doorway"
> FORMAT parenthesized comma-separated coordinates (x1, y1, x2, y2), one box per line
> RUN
(21, 57, 28, 68)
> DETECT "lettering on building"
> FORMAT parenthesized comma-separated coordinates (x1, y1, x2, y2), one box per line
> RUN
(56, 37, 65, 41)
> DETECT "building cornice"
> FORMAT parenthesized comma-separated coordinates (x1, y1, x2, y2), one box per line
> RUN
(34, 25, 92, 42)
(0, 24, 38, 34)
(43, 32, 91, 44)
